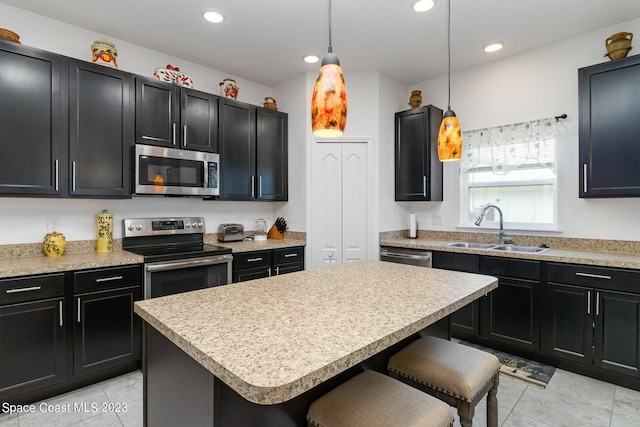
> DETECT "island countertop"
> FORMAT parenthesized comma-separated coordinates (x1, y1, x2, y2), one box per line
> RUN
(134, 260, 497, 405)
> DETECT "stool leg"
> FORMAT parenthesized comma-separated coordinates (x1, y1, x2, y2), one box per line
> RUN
(487, 374, 499, 427)
(457, 401, 474, 427)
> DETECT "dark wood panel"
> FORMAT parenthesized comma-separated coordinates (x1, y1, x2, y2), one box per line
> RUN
(0, 274, 65, 305)
(181, 89, 219, 152)
(74, 265, 142, 294)
(135, 77, 178, 147)
(256, 108, 288, 200)
(219, 99, 256, 199)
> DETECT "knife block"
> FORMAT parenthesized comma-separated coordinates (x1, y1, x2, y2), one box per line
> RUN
(267, 224, 284, 239)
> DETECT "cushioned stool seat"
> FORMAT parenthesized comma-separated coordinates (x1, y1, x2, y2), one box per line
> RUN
(307, 370, 454, 427)
(388, 336, 500, 427)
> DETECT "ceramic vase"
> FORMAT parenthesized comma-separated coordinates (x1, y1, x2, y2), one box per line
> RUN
(220, 79, 239, 99)
(91, 39, 118, 68)
(605, 32, 633, 60)
(43, 232, 66, 257)
(263, 97, 278, 110)
(96, 210, 113, 253)
(409, 90, 422, 108)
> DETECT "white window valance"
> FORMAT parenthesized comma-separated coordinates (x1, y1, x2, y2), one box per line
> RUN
(461, 118, 557, 175)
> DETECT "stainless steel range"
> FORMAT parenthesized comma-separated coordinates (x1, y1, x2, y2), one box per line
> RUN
(122, 217, 232, 299)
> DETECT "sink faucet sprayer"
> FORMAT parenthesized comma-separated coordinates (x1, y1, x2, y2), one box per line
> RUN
(475, 204, 513, 245)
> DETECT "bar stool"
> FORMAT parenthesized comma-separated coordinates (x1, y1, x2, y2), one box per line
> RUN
(388, 336, 500, 427)
(307, 370, 455, 427)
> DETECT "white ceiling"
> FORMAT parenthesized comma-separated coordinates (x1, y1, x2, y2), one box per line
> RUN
(3, 0, 640, 87)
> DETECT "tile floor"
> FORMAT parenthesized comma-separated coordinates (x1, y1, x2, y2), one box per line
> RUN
(1, 368, 639, 426)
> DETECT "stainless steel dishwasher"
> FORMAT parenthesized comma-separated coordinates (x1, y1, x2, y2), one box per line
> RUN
(380, 246, 432, 267)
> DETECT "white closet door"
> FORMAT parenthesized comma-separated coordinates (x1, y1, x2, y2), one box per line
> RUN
(311, 141, 368, 268)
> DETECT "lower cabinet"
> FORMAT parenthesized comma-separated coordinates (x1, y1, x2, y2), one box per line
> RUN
(543, 263, 640, 379)
(233, 246, 305, 283)
(0, 265, 142, 405)
(0, 274, 66, 401)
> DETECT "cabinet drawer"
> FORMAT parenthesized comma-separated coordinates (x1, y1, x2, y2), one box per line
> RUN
(481, 256, 540, 280)
(547, 263, 640, 293)
(0, 274, 65, 305)
(233, 250, 272, 270)
(273, 247, 304, 265)
(74, 265, 142, 293)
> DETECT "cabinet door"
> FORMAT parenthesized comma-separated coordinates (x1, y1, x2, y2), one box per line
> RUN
(579, 55, 640, 197)
(233, 267, 271, 283)
(0, 43, 62, 195)
(256, 108, 288, 200)
(542, 283, 592, 364)
(68, 60, 133, 197)
(135, 77, 178, 147)
(219, 99, 256, 199)
(594, 290, 640, 377)
(74, 286, 141, 377)
(394, 106, 443, 201)
(181, 89, 219, 152)
(0, 298, 66, 400)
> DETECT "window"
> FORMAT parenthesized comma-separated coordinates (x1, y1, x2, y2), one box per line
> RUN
(460, 118, 558, 231)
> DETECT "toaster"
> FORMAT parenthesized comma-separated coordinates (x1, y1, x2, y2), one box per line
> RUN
(218, 223, 244, 242)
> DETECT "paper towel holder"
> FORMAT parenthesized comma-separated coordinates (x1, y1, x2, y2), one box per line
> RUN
(408, 211, 417, 239)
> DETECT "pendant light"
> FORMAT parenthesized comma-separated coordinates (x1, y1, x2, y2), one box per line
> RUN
(311, 0, 348, 137)
(437, 0, 462, 161)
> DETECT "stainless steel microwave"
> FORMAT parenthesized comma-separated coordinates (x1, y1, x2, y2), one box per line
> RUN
(134, 144, 219, 196)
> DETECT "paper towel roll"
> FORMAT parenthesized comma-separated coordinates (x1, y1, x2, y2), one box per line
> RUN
(409, 212, 417, 238)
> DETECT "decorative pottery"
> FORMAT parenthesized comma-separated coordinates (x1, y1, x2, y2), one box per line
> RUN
(96, 209, 113, 253)
(43, 232, 66, 257)
(91, 39, 118, 68)
(605, 32, 633, 60)
(220, 78, 239, 99)
(263, 96, 278, 110)
(0, 28, 20, 44)
(153, 64, 194, 88)
(409, 90, 422, 108)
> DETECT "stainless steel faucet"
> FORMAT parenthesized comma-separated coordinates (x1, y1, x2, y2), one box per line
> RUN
(475, 204, 513, 244)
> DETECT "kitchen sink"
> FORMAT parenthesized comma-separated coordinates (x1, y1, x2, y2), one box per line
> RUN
(490, 245, 549, 253)
(446, 242, 499, 249)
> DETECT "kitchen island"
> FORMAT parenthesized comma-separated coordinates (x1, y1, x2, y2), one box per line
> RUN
(134, 260, 498, 426)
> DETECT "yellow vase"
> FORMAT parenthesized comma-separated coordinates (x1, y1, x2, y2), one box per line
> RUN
(96, 210, 113, 253)
(43, 232, 66, 257)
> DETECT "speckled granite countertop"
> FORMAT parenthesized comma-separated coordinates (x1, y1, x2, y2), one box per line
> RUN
(380, 237, 640, 269)
(211, 238, 306, 253)
(134, 260, 497, 405)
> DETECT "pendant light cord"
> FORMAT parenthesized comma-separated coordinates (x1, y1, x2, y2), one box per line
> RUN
(328, 0, 333, 53)
(447, 0, 451, 110)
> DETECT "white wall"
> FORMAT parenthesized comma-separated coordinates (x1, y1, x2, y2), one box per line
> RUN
(399, 18, 640, 241)
(0, 3, 279, 244)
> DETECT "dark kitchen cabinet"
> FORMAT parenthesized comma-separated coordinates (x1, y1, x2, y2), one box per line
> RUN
(68, 60, 133, 197)
(219, 98, 288, 201)
(579, 54, 640, 197)
(73, 266, 142, 377)
(480, 256, 541, 352)
(432, 251, 481, 339)
(0, 274, 66, 401)
(233, 247, 304, 283)
(394, 105, 443, 201)
(0, 40, 62, 196)
(135, 77, 219, 152)
(544, 263, 640, 378)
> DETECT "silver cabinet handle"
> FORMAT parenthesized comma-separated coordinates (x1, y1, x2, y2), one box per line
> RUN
(268, 268, 272, 277)
(77, 297, 81, 323)
(587, 290, 591, 315)
(423, 176, 427, 197)
(247, 257, 263, 262)
(6, 286, 42, 294)
(142, 135, 167, 142)
(596, 291, 600, 316)
(259, 176, 263, 198)
(583, 164, 588, 193)
(172, 123, 176, 145)
(59, 301, 63, 327)
(72, 161, 77, 192)
(275, 267, 280, 275)
(576, 272, 611, 280)
(251, 176, 255, 198)
(284, 253, 298, 258)
(183, 125, 187, 147)
(54, 159, 59, 191)
(95, 275, 124, 283)
(146, 255, 232, 272)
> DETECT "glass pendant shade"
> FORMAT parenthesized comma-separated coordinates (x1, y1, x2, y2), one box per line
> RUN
(437, 109, 462, 161)
(311, 53, 348, 137)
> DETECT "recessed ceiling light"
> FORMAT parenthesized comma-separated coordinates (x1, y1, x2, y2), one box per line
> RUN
(412, 0, 436, 12)
(303, 55, 319, 64)
(203, 10, 224, 23)
(483, 42, 504, 53)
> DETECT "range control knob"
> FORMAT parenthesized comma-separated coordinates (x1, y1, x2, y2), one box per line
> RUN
(127, 224, 134, 231)
(135, 224, 143, 231)
(191, 222, 198, 229)
(197, 222, 203, 229)
(185, 223, 191, 228)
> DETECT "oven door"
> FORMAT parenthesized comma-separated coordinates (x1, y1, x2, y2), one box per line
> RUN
(144, 254, 232, 299)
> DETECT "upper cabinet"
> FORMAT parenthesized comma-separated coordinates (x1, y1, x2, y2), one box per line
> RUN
(218, 98, 288, 201)
(394, 105, 443, 201)
(0, 41, 62, 196)
(579, 55, 640, 198)
(135, 77, 219, 152)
